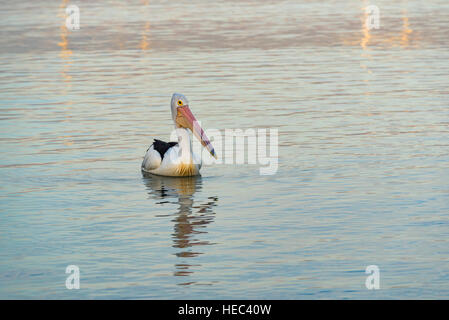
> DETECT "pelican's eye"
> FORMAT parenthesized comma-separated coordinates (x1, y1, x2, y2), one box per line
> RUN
(177, 100, 183, 106)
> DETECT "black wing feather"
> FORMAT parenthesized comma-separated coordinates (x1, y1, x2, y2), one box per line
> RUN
(152, 139, 178, 159)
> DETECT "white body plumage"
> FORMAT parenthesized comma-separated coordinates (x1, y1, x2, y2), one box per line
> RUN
(142, 129, 202, 177)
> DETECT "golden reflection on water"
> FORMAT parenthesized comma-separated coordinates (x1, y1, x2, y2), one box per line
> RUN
(360, 0, 373, 80)
(58, 0, 72, 83)
(140, 0, 151, 51)
(400, 10, 413, 48)
(57, 0, 75, 134)
(342, 1, 415, 50)
(360, 1, 371, 51)
(142, 173, 218, 285)
(140, 22, 151, 51)
(382, 9, 414, 48)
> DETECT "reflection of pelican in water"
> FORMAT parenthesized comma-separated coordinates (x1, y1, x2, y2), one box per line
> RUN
(142, 173, 218, 283)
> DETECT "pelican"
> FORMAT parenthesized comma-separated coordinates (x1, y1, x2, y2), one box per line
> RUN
(141, 93, 217, 177)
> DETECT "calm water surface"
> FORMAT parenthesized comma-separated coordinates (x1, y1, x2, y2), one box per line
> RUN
(0, 0, 448, 299)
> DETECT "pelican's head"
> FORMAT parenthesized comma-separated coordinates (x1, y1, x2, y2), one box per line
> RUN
(170, 93, 217, 159)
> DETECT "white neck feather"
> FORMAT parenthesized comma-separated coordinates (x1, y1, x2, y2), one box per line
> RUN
(176, 128, 193, 163)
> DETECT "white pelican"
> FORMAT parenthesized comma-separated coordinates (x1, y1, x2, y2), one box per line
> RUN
(141, 93, 217, 177)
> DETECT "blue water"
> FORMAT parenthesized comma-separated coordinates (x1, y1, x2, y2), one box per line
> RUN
(0, 0, 448, 299)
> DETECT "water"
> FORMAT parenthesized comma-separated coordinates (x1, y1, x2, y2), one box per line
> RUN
(0, 0, 448, 299)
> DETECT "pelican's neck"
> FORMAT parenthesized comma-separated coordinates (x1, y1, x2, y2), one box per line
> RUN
(176, 127, 193, 163)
